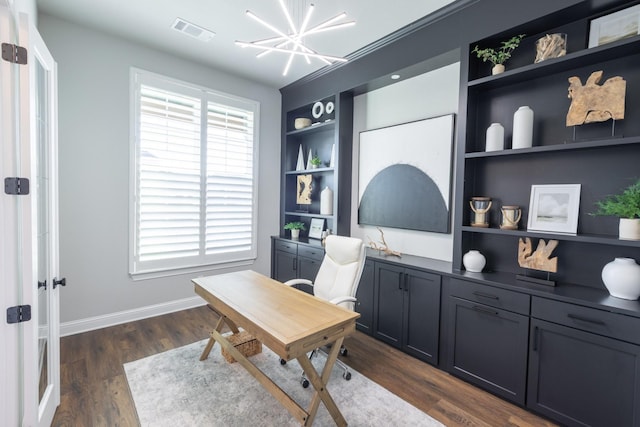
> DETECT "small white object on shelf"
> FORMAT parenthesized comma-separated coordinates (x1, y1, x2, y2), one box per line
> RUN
(463, 250, 486, 272)
(486, 123, 504, 151)
(296, 145, 305, 171)
(312, 101, 324, 119)
(320, 186, 333, 215)
(512, 106, 534, 149)
(306, 148, 313, 170)
(602, 257, 640, 300)
(329, 144, 335, 168)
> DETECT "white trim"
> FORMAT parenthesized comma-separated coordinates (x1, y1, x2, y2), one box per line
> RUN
(60, 296, 207, 337)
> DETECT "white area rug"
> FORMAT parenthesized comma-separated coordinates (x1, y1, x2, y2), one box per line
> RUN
(124, 338, 443, 426)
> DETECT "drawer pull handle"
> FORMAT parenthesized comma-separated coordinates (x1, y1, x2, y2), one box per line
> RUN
(472, 305, 498, 316)
(472, 291, 499, 300)
(567, 313, 605, 325)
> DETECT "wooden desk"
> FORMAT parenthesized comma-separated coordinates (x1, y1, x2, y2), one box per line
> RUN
(193, 270, 360, 426)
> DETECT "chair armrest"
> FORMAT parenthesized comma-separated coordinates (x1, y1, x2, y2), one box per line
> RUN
(329, 296, 356, 305)
(284, 278, 313, 287)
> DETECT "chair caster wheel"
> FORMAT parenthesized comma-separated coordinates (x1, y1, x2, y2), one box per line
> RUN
(343, 372, 351, 381)
(301, 378, 310, 388)
(340, 348, 348, 356)
(280, 358, 286, 365)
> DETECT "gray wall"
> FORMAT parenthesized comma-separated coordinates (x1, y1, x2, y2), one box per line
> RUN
(350, 63, 460, 261)
(38, 14, 281, 325)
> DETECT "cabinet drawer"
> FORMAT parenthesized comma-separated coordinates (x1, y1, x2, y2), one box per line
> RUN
(532, 297, 640, 346)
(274, 239, 297, 255)
(297, 245, 324, 261)
(450, 278, 530, 315)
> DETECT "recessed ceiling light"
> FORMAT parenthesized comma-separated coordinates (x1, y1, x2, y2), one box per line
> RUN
(391, 74, 401, 80)
(171, 18, 215, 42)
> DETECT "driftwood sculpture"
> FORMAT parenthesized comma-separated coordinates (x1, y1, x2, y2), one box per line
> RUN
(368, 227, 401, 257)
(566, 70, 626, 126)
(518, 238, 558, 273)
(296, 174, 312, 205)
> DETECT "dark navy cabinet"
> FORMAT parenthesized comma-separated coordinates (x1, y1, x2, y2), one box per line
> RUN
(355, 259, 375, 334)
(447, 279, 530, 405)
(271, 238, 324, 293)
(373, 262, 441, 364)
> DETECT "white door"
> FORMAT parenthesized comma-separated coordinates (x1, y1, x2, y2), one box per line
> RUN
(0, 3, 60, 426)
(29, 21, 60, 427)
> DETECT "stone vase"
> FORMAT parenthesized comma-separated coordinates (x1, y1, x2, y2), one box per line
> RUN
(512, 106, 534, 149)
(602, 257, 640, 300)
(463, 250, 486, 273)
(485, 123, 504, 152)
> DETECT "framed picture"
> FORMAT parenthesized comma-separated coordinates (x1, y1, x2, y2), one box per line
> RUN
(308, 218, 325, 239)
(588, 4, 640, 48)
(527, 184, 581, 235)
(358, 114, 455, 233)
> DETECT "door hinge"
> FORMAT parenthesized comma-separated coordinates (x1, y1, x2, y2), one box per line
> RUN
(4, 177, 30, 195)
(7, 305, 32, 324)
(1, 43, 28, 65)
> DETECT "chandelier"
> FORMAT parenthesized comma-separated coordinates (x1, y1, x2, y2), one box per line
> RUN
(236, 1, 356, 76)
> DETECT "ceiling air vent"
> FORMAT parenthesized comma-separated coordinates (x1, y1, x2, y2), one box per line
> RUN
(171, 18, 215, 42)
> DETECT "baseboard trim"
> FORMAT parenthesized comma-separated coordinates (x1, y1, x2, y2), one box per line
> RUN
(60, 296, 207, 337)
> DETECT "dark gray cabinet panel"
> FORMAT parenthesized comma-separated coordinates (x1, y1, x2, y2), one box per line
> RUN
(273, 247, 297, 282)
(528, 318, 640, 427)
(374, 263, 404, 347)
(271, 238, 324, 294)
(448, 296, 529, 405)
(373, 262, 441, 364)
(403, 269, 441, 363)
(355, 260, 375, 334)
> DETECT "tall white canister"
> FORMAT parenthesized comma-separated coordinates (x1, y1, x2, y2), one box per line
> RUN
(512, 106, 534, 149)
(320, 186, 333, 215)
(485, 123, 504, 151)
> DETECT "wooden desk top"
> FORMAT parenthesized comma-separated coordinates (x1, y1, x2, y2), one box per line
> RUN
(193, 270, 360, 360)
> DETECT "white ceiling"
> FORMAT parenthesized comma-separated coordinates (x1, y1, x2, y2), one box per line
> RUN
(37, 0, 455, 88)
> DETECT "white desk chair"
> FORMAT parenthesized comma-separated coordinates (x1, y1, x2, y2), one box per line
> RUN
(283, 235, 366, 387)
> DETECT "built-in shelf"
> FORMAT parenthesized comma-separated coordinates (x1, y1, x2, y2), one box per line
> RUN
(286, 120, 335, 136)
(468, 35, 640, 89)
(285, 167, 334, 175)
(284, 211, 333, 219)
(461, 225, 640, 247)
(465, 135, 640, 158)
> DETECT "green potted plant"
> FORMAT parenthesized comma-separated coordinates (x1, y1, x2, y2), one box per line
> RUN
(284, 221, 305, 240)
(593, 179, 640, 240)
(472, 34, 526, 75)
(310, 155, 322, 169)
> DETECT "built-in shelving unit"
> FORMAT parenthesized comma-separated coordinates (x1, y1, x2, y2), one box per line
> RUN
(279, 93, 353, 238)
(455, 4, 640, 290)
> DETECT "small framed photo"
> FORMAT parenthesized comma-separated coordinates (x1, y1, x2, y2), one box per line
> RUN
(527, 184, 581, 235)
(588, 4, 640, 48)
(308, 218, 325, 239)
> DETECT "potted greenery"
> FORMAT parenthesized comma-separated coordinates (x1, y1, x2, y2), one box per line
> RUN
(284, 221, 305, 240)
(310, 155, 322, 169)
(472, 34, 526, 75)
(593, 179, 640, 240)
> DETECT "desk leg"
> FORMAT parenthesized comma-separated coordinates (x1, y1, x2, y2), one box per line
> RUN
(297, 337, 347, 427)
(200, 310, 242, 361)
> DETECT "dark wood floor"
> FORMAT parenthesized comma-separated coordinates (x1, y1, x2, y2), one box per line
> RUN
(51, 305, 555, 426)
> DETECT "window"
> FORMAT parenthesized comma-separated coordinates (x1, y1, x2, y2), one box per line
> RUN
(130, 69, 259, 277)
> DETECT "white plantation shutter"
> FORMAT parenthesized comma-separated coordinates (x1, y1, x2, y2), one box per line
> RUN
(130, 70, 259, 276)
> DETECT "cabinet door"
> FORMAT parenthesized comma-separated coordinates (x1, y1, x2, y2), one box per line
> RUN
(528, 319, 640, 427)
(273, 250, 297, 282)
(355, 260, 375, 334)
(448, 297, 529, 405)
(296, 256, 321, 294)
(403, 269, 440, 364)
(373, 263, 404, 348)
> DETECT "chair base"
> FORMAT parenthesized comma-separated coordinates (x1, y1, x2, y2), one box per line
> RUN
(300, 346, 352, 388)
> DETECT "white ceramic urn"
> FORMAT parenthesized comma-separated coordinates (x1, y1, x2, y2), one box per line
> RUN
(601, 257, 640, 300)
(463, 250, 486, 273)
(320, 186, 333, 215)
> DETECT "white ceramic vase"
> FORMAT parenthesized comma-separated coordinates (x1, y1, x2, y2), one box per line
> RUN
(492, 64, 505, 75)
(485, 123, 504, 152)
(290, 229, 300, 240)
(619, 218, 640, 241)
(463, 250, 486, 273)
(320, 186, 333, 215)
(602, 257, 640, 300)
(512, 106, 534, 149)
